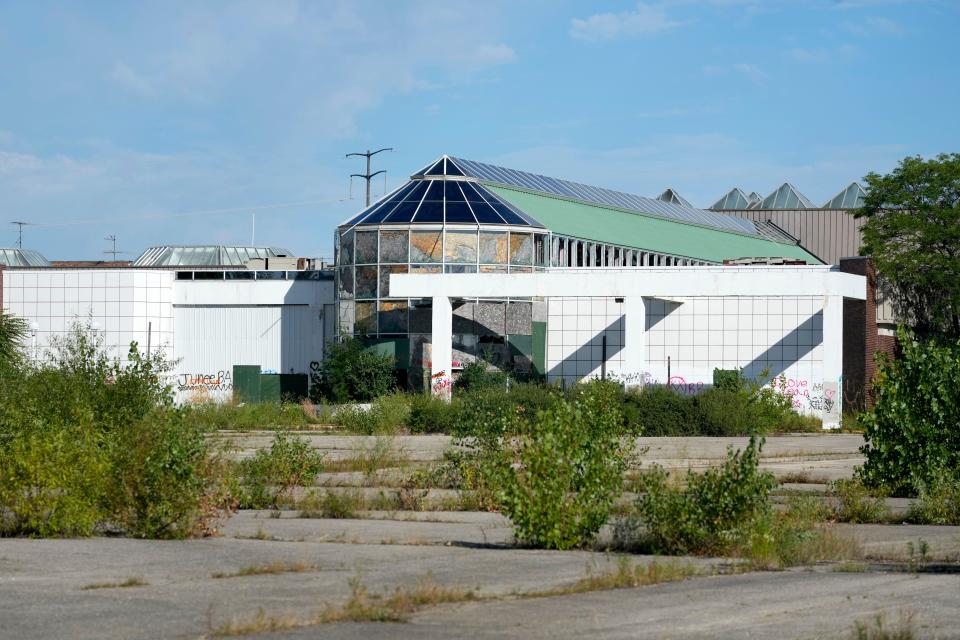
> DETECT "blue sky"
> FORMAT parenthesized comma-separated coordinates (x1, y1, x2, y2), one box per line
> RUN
(1, 1, 957, 261)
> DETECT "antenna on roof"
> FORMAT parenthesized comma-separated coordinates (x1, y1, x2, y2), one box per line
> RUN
(11, 221, 33, 248)
(103, 235, 131, 261)
(346, 147, 393, 207)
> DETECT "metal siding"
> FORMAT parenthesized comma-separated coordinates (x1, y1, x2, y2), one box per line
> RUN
(715, 208, 862, 265)
(174, 305, 322, 400)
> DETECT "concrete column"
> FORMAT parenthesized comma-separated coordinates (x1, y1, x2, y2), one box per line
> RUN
(430, 295, 453, 400)
(622, 296, 647, 388)
(822, 295, 843, 428)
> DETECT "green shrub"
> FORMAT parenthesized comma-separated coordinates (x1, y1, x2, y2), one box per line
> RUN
(407, 394, 459, 434)
(313, 336, 395, 402)
(907, 468, 960, 525)
(622, 385, 696, 436)
(454, 359, 508, 392)
(456, 383, 562, 441)
(0, 427, 107, 537)
(183, 401, 318, 431)
(0, 311, 28, 371)
(334, 393, 412, 435)
(237, 432, 325, 508)
(481, 381, 628, 550)
(830, 479, 890, 524)
(858, 328, 960, 495)
(618, 437, 776, 555)
(107, 409, 214, 539)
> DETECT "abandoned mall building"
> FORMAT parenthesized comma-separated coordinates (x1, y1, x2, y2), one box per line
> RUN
(1, 155, 895, 427)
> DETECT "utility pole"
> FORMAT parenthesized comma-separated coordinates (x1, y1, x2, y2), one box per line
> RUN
(11, 221, 30, 248)
(346, 147, 393, 206)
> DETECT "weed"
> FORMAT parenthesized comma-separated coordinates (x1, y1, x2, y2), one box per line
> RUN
(212, 561, 314, 579)
(548, 558, 700, 595)
(852, 610, 916, 640)
(236, 432, 325, 509)
(830, 479, 891, 523)
(907, 469, 960, 525)
(906, 539, 929, 572)
(81, 577, 148, 590)
(833, 561, 870, 573)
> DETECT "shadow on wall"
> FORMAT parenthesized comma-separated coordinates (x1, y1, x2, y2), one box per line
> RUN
(741, 311, 822, 381)
(547, 317, 625, 380)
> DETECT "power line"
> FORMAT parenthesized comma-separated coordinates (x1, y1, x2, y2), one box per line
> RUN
(346, 147, 393, 207)
(12, 196, 354, 230)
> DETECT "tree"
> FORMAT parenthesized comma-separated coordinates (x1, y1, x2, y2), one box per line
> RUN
(856, 153, 960, 337)
(313, 335, 395, 402)
(0, 311, 29, 371)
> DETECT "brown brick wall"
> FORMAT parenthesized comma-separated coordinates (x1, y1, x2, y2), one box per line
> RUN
(839, 257, 899, 412)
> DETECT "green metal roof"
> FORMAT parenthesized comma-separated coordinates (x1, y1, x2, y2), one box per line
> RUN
(488, 186, 822, 264)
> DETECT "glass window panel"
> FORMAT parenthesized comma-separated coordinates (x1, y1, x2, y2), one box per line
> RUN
(379, 264, 407, 298)
(355, 266, 378, 299)
(472, 202, 506, 224)
(379, 230, 408, 263)
(480, 265, 508, 273)
(444, 230, 477, 263)
(534, 234, 546, 266)
(479, 231, 508, 264)
(378, 301, 409, 333)
(355, 302, 377, 334)
(410, 230, 443, 263)
(425, 160, 446, 176)
(338, 231, 353, 265)
(414, 199, 444, 222)
(509, 232, 533, 265)
(510, 266, 533, 273)
(382, 200, 419, 223)
(355, 231, 378, 264)
(444, 200, 475, 223)
(491, 202, 527, 225)
(444, 264, 477, 273)
(411, 264, 442, 274)
(445, 159, 465, 176)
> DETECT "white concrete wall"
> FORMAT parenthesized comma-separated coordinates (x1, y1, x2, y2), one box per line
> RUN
(546, 295, 830, 416)
(1, 269, 174, 363)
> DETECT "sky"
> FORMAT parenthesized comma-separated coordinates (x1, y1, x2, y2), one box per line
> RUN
(1, 0, 958, 261)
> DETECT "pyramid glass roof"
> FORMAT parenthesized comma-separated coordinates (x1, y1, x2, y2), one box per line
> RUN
(759, 183, 815, 210)
(656, 188, 693, 208)
(710, 188, 754, 210)
(823, 182, 866, 209)
(341, 157, 544, 228)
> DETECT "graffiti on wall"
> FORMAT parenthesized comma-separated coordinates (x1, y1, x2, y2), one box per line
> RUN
(178, 371, 232, 393)
(770, 377, 835, 412)
(431, 369, 452, 398)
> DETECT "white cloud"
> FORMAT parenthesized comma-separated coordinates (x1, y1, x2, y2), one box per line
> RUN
(703, 63, 766, 85)
(842, 16, 905, 36)
(470, 43, 517, 68)
(110, 63, 155, 96)
(570, 2, 682, 41)
(785, 47, 830, 63)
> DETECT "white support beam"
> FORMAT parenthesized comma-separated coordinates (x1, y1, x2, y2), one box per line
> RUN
(429, 295, 453, 400)
(622, 296, 647, 388)
(822, 294, 844, 429)
(391, 267, 867, 301)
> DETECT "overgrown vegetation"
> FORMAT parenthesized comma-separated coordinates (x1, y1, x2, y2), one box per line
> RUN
(184, 401, 323, 431)
(858, 328, 960, 505)
(477, 380, 629, 550)
(236, 432, 325, 509)
(615, 438, 859, 568)
(311, 335, 396, 402)
(0, 320, 234, 538)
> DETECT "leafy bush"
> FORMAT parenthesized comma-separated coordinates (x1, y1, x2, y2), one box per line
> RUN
(858, 328, 960, 495)
(0, 323, 237, 538)
(455, 383, 562, 441)
(907, 469, 960, 525)
(622, 385, 696, 436)
(313, 336, 395, 402)
(107, 409, 221, 538)
(454, 359, 508, 392)
(0, 311, 28, 371)
(0, 427, 107, 537)
(237, 432, 325, 508)
(829, 479, 890, 524)
(618, 437, 776, 555)
(480, 380, 628, 549)
(407, 393, 459, 434)
(334, 393, 412, 435)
